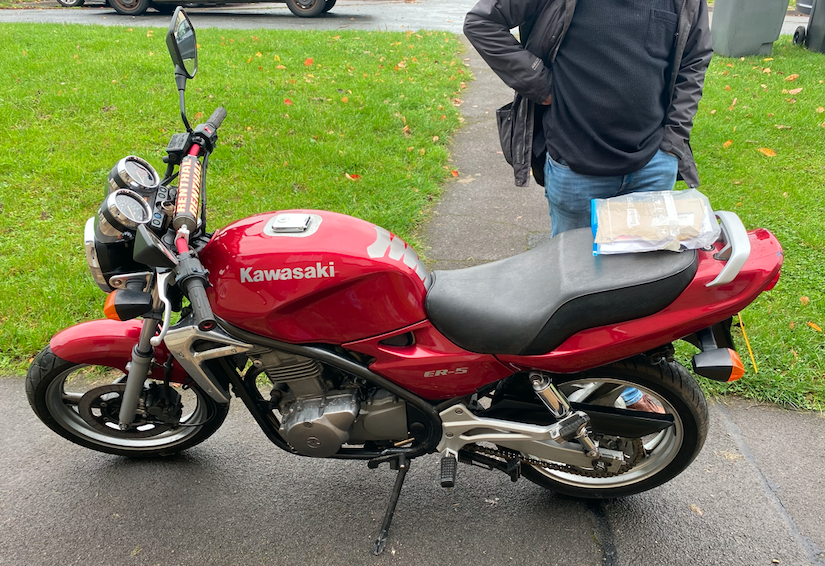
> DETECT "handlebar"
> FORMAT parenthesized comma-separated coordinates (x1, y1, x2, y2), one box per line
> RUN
(205, 106, 227, 132)
(181, 271, 216, 331)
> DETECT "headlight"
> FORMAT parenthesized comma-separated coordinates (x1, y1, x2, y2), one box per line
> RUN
(97, 189, 152, 239)
(84, 216, 110, 291)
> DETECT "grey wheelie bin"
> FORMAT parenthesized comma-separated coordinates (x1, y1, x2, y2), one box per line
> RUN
(712, 0, 790, 57)
(803, 0, 825, 53)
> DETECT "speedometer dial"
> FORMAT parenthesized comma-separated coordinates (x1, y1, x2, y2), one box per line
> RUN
(97, 189, 152, 238)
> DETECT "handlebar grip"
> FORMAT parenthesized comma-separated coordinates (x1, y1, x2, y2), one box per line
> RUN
(182, 276, 216, 331)
(206, 106, 227, 132)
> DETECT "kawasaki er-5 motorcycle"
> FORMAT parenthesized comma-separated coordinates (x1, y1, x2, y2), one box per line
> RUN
(26, 9, 783, 554)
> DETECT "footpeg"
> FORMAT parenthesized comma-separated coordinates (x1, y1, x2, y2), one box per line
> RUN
(440, 454, 457, 488)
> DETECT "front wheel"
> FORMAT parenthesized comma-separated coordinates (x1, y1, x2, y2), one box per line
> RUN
(520, 359, 708, 498)
(109, 0, 149, 15)
(57, 0, 86, 6)
(26, 346, 229, 457)
(322, 0, 335, 12)
(285, 0, 326, 17)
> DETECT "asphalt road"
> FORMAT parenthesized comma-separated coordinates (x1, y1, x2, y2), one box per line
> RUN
(2, 3, 824, 565)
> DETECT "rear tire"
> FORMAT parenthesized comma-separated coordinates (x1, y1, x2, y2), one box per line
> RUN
(26, 346, 229, 457)
(519, 359, 708, 499)
(285, 0, 326, 17)
(109, 0, 149, 15)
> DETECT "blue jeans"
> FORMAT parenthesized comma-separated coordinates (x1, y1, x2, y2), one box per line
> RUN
(543, 150, 678, 406)
(543, 149, 679, 237)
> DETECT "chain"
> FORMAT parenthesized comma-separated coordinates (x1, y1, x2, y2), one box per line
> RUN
(464, 437, 645, 478)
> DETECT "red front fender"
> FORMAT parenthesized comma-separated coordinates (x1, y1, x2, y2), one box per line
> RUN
(49, 319, 189, 384)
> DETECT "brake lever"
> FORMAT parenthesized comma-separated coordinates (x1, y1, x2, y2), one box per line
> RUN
(151, 270, 173, 347)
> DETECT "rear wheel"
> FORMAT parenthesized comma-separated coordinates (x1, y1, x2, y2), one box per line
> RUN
(109, 0, 149, 15)
(26, 346, 229, 457)
(285, 0, 326, 17)
(517, 359, 708, 498)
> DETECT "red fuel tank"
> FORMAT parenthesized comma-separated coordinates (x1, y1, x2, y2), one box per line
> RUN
(200, 210, 430, 344)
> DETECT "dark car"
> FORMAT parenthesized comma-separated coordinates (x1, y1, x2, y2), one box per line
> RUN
(797, 0, 813, 15)
(57, 0, 335, 17)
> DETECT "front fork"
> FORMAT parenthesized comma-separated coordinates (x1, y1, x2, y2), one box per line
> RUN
(117, 271, 173, 429)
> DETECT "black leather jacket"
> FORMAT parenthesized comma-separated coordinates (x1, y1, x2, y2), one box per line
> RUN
(465, 0, 712, 188)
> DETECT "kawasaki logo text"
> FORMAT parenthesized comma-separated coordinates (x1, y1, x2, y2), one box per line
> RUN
(240, 262, 336, 283)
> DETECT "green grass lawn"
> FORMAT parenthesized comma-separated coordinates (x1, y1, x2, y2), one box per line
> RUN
(0, 23, 466, 363)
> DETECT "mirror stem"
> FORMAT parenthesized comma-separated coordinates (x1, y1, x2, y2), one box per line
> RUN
(175, 69, 192, 133)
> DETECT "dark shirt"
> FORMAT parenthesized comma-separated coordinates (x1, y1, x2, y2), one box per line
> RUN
(544, 0, 679, 176)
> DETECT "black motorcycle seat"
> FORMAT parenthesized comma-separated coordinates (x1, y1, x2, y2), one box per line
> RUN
(425, 228, 698, 356)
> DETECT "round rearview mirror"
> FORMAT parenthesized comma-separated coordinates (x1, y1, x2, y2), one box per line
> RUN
(166, 7, 197, 80)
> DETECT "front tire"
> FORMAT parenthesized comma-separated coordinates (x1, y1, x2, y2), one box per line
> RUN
(519, 359, 708, 498)
(109, 0, 149, 15)
(57, 0, 86, 7)
(26, 346, 229, 457)
(285, 0, 326, 17)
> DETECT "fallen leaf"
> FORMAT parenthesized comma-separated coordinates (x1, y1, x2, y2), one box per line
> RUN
(757, 147, 776, 157)
(788, 87, 803, 95)
(341, 96, 349, 103)
(763, 57, 774, 62)
(729, 98, 738, 110)
(785, 73, 799, 81)
(433, 135, 439, 142)
(689, 504, 704, 516)
(419, 148, 426, 155)
(818, 107, 825, 113)
(763, 67, 772, 74)
(807, 322, 822, 332)
(790, 321, 796, 329)
(276, 64, 286, 70)
(402, 125, 411, 136)
(723, 140, 733, 148)
(450, 170, 459, 177)
(801, 296, 810, 305)
(725, 85, 731, 91)
(304, 58, 313, 66)
(774, 124, 792, 129)
(194, 111, 204, 120)
(345, 173, 361, 181)
(710, 109, 717, 115)
(284, 98, 293, 106)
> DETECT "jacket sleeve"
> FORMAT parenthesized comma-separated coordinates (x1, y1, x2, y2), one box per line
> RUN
(464, 0, 555, 104)
(661, 0, 712, 164)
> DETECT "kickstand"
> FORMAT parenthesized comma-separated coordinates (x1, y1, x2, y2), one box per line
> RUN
(370, 454, 410, 555)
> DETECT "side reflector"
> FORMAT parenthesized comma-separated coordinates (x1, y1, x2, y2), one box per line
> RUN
(692, 348, 745, 382)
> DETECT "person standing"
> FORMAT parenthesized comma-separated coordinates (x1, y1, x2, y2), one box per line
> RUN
(464, 0, 712, 236)
(464, 0, 712, 412)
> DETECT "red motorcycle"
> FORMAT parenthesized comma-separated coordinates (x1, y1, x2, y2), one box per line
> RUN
(26, 9, 783, 554)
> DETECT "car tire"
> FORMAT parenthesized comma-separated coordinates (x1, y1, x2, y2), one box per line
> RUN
(322, 0, 336, 13)
(110, 0, 150, 15)
(57, 0, 86, 6)
(285, 0, 326, 17)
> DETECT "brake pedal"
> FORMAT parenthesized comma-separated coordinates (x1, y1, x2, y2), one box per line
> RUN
(440, 454, 457, 488)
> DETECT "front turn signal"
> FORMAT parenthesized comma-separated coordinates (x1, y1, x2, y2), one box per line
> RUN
(103, 289, 153, 322)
